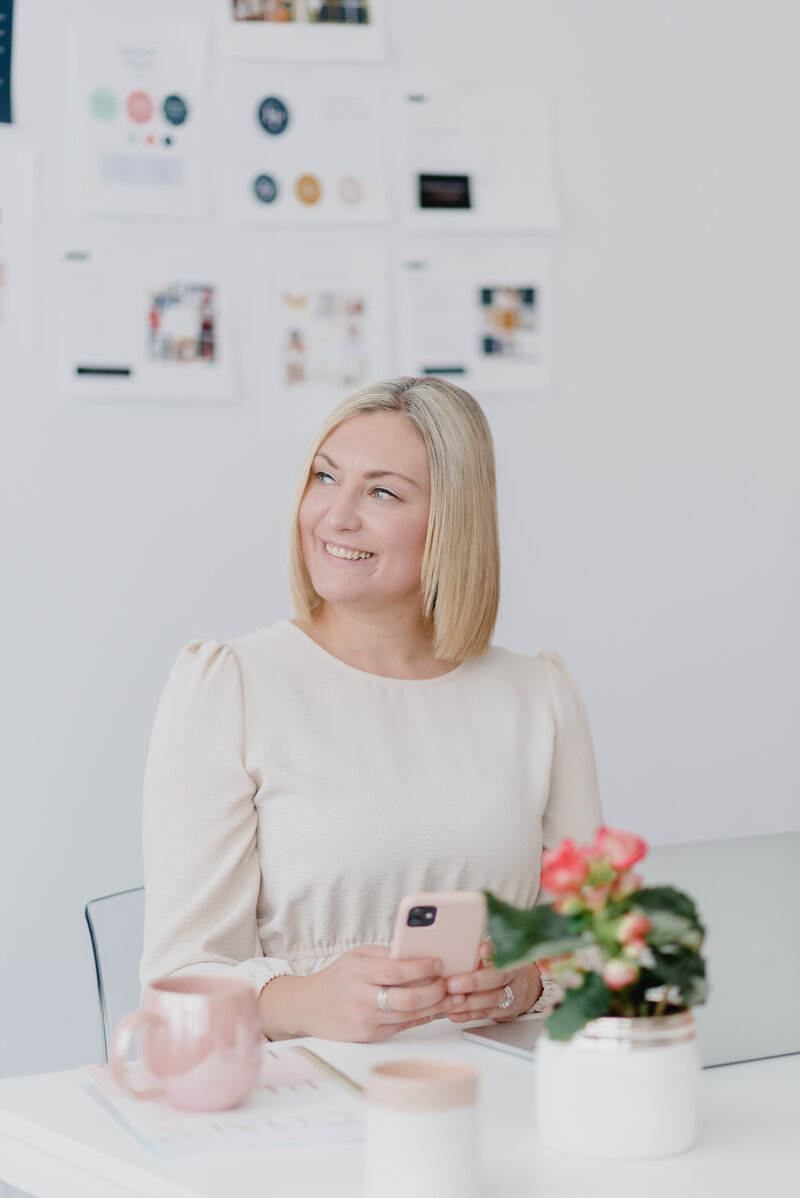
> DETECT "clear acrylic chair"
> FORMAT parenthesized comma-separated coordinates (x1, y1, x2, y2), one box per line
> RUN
(84, 887, 145, 1063)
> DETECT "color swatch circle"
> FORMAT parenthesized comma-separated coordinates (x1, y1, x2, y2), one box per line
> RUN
(89, 88, 117, 122)
(295, 174, 323, 205)
(163, 94, 189, 126)
(126, 91, 154, 124)
(339, 176, 362, 205)
(258, 96, 290, 136)
(253, 174, 279, 204)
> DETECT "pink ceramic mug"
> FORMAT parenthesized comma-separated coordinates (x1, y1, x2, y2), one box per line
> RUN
(109, 976, 263, 1112)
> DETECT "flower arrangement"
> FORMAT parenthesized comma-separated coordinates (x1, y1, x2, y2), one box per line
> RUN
(485, 827, 708, 1041)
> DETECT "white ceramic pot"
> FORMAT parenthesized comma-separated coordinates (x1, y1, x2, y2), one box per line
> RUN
(363, 1059, 480, 1198)
(536, 1010, 701, 1160)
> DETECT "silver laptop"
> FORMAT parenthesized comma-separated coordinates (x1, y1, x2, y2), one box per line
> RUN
(463, 832, 800, 1068)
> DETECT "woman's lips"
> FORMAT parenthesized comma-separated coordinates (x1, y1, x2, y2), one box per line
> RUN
(322, 540, 375, 562)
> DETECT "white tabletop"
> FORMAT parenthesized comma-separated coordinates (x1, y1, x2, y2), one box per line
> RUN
(0, 1021, 798, 1198)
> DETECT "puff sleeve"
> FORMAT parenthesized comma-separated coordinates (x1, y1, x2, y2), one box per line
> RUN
(140, 639, 293, 998)
(539, 650, 604, 851)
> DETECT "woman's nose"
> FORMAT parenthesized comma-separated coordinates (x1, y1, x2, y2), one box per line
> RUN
(324, 487, 362, 531)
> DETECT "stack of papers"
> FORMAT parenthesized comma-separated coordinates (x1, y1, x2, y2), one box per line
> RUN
(81, 1043, 363, 1155)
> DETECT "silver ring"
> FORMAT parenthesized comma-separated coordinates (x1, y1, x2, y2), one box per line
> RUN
(498, 984, 515, 1010)
(377, 986, 392, 1013)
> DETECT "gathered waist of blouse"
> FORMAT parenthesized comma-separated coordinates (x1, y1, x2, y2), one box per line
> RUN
(268, 938, 393, 974)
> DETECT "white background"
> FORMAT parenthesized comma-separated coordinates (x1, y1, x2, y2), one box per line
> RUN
(0, 0, 797, 1081)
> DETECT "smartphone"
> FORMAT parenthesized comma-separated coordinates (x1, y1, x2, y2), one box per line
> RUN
(390, 891, 486, 978)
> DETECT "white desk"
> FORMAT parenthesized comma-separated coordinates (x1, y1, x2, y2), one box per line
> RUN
(0, 1021, 798, 1198)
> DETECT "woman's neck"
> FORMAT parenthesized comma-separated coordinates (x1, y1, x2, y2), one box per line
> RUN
(291, 604, 457, 679)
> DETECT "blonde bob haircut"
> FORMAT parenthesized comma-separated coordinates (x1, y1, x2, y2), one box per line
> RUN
(288, 376, 500, 663)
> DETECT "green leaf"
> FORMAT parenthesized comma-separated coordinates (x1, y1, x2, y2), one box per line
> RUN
(681, 975, 708, 1006)
(644, 909, 704, 952)
(648, 946, 706, 1007)
(484, 891, 594, 968)
(544, 972, 612, 1041)
(633, 887, 704, 930)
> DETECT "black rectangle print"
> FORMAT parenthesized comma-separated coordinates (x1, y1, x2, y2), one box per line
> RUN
(418, 174, 472, 209)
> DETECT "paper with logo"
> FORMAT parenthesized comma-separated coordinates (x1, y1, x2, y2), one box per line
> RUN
(221, 62, 389, 224)
(80, 1043, 363, 1155)
(58, 248, 234, 401)
(69, 19, 209, 218)
(0, 146, 35, 350)
(217, 0, 387, 62)
(396, 239, 554, 398)
(400, 87, 562, 232)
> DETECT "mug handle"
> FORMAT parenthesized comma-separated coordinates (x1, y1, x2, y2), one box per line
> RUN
(109, 1010, 166, 1101)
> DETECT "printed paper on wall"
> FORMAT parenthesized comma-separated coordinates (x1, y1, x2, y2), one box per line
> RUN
(396, 240, 553, 398)
(222, 64, 389, 224)
(0, 0, 15, 124)
(218, 0, 387, 62)
(69, 20, 209, 219)
(400, 87, 562, 232)
(58, 248, 234, 401)
(0, 146, 35, 351)
(259, 242, 388, 433)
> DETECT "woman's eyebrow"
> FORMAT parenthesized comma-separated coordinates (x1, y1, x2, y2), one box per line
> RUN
(315, 452, 422, 490)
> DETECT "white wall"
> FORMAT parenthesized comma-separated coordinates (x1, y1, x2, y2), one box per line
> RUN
(1, 0, 797, 1079)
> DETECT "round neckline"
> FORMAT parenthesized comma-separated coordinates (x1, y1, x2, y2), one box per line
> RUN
(280, 620, 471, 686)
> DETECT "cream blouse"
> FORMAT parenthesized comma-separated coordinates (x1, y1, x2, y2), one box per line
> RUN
(140, 621, 603, 996)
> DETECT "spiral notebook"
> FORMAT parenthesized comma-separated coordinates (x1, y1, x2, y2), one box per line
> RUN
(80, 1044, 363, 1156)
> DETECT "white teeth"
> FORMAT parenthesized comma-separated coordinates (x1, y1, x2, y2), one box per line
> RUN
(325, 542, 373, 560)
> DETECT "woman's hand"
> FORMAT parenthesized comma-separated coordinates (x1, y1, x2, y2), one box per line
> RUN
(259, 945, 451, 1042)
(444, 941, 542, 1023)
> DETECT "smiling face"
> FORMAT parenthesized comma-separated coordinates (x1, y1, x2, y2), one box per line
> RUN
(298, 410, 431, 617)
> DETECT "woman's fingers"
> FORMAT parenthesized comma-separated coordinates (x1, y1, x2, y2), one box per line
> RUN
(445, 964, 531, 1022)
(446, 984, 510, 1014)
(477, 938, 494, 963)
(377, 959, 445, 988)
(376, 977, 448, 1015)
(446, 964, 513, 997)
(448, 1008, 498, 1024)
(354, 946, 445, 989)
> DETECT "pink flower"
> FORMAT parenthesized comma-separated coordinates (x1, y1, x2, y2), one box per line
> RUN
(538, 953, 583, 990)
(574, 945, 606, 973)
(577, 842, 605, 864)
(602, 958, 640, 991)
(539, 953, 574, 971)
(593, 827, 648, 871)
(611, 869, 643, 899)
(556, 969, 585, 991)
(618, 912, 651, 945)
(541, 839, 589, 896)
(582, 884, 612, 911)
(622, 937, 648, 961)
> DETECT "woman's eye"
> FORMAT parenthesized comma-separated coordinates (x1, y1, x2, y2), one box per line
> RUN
(314, 471, 335, 484)
(372, 487, 397, 500)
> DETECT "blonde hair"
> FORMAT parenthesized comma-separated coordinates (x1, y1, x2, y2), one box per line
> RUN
(288, 376, 500, 662)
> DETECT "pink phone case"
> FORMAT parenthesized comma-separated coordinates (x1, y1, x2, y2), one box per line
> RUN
(390, 891, 486, 977)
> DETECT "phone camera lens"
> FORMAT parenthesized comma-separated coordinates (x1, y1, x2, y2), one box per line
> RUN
(408, 905, 437, 927)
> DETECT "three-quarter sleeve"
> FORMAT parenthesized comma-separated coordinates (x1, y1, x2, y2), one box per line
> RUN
(539, 650, 604, 851)
(140, 639, 293, 998)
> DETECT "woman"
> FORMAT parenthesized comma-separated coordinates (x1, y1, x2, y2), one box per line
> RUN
(141, 376, 602, 1041)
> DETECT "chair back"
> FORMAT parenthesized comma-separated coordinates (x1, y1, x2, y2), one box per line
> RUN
(85, 886, 145, 1062)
